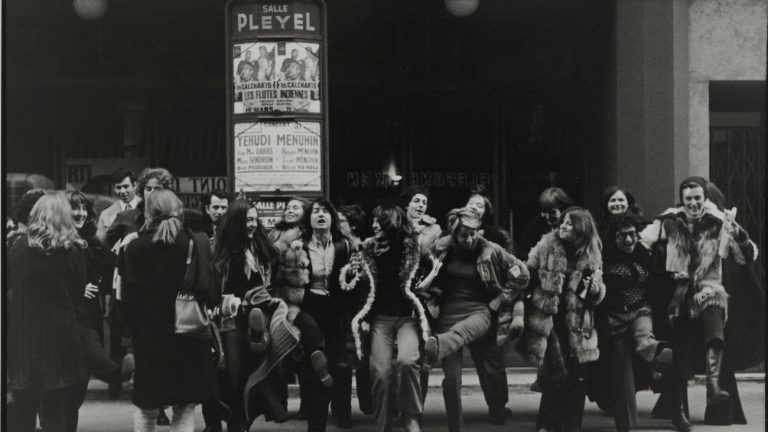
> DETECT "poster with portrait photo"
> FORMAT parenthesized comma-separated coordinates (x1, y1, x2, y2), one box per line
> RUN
(233, 41, 321, 114)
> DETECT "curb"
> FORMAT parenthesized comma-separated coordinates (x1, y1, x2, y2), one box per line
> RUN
(85, 369, 764, 402)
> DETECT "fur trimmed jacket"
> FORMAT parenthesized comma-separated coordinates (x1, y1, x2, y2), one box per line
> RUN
(516, 232, 606, 366)
(430, 235, 529, 341)
(341, 233, 431, 359)
(640, 205, 757, 319)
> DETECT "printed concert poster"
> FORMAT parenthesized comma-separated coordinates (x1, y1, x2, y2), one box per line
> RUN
(232, 41, 321, 114)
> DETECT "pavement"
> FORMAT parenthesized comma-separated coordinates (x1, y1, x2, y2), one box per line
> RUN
(74, 369, 764, 432)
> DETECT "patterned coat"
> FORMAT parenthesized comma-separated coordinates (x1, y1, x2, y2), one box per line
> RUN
(640, 206, 757, 318)
(516, 232, 606, 366)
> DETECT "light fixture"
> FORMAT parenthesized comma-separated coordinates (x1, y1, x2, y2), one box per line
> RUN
(444, 0, 479, 17)
(73, 0, 108, 20)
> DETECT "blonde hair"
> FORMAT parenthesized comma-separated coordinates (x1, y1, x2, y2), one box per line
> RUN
(559, 206, 602, 260)
(143, 189, 185, 244)
(27, 192, 88, 253)
(445, 206, 481, 236)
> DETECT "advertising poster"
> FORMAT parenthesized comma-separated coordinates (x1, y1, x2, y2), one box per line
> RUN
(234, 121, 322, 192)
(233, 41, 321, 114)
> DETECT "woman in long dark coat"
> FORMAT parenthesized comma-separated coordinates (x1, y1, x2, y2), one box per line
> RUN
(7, 192, 90, 432)
(122, 189, 219, 431)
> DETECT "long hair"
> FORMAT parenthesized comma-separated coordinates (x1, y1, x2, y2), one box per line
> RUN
(372, 204, 411, 245)
(704, 181, 727, 211)
(143, 189, 184, 244)
(27, 192, 88, 253)
(559, 206, 601, 259)
(339, 204, 371, 239)
(301, 198, 343, 242)
(65, 190, 97, 242)
(445, 206, 482, 237)
(214, 199, 278, 269)
(14, 188, 46, 227)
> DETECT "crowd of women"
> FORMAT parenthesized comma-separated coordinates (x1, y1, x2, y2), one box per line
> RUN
(6, 166, 764, 432)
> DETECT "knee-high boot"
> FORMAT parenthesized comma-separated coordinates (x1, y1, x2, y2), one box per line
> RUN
(706, 341, 730, 404)
(671, 379, 692, 432)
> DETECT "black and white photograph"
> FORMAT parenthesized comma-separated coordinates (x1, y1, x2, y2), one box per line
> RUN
(3, 1, 766, 432)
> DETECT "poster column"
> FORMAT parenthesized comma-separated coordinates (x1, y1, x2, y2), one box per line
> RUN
(225, 0, 327, 228)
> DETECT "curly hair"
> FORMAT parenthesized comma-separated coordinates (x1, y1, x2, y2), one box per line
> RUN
(27, 192, 88, 253)
(136, 167, 173, 197)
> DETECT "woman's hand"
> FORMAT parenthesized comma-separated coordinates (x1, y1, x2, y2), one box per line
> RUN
(694, 287, 714, 304)
(84, 283, 99, 299)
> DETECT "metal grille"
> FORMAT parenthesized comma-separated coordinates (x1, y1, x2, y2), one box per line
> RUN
(710, 125, 766, 286)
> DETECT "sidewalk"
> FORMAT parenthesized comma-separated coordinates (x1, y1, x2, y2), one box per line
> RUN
(86, 367, 765, 400)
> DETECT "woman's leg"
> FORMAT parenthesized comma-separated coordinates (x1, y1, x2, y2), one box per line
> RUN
(393, 317, 423, 432)
(7, 389, 39, 432)
(700, 306, 728, 404)
(221, 328, 248, 431)
(429, 309, 491, 364)
(441, 349, 464, 432)
(467, 310, 510, 424)
(169, 403, 197, 432)
(369, 315, 398, 432)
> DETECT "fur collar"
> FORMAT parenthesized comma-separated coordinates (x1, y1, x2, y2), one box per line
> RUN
(349, 233, 430, 359)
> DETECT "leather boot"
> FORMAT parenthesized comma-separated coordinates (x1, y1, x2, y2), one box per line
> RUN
(705, 344, 730, 404)
(310, 350, 334, 388)
(670, 380, 692, 432)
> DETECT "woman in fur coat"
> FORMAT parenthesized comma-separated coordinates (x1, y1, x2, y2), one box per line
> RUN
(340, 204, 432, 432)
(422, 207, 529, 432)
(517, 206, 605, 432)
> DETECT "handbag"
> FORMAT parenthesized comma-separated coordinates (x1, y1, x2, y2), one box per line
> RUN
(175, 239, 211, 336)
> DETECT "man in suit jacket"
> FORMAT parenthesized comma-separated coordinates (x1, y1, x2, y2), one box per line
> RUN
(96, 169, 139, 248)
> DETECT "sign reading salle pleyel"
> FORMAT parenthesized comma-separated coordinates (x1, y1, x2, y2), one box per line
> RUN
(226, 0, 328, 199)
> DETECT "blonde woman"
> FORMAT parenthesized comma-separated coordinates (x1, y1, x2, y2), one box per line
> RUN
(7, 192, 90, 432)
(122, 190, 219, 432)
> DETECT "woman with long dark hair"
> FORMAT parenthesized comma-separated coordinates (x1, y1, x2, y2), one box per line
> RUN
(211, 198, 287, 431)
(341, 204, 430, 432)
(518, 206, 605, 432)
(7, 192, 90, 432)
(122, 190, 218, 432)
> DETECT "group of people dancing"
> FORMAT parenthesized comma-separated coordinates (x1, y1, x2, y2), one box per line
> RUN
(6, 165, 763, 432)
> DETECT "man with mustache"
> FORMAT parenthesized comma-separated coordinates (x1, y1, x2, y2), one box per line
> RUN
(640, 176, 758, 432)
(96, 169, 139, 247)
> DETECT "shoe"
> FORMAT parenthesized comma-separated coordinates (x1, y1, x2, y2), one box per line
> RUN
(157, 409, 170, 426)
(650, 343, 673, 373)
(530, 379, 542, 393)
(249, 308, 268, 354)
(310, 350, 334, 388)
(336, 417, 352, 429)
(424, 336, 439, 367)
(705, 344, 730, 404)
(489, 407, 512, 425)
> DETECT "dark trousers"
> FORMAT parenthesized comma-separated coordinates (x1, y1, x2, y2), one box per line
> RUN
(467, 310, 509, 416)
(9, 387, 80, 432)
(537, 314, 587, 432)
(296, 292, 347, 432)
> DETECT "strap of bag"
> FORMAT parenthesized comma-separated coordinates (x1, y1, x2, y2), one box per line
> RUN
(186, 239, 194, 266)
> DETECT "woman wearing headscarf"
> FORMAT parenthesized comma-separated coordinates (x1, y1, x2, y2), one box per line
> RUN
(340, 204, 431, 432)
(122, 190, 219, 432)
(423, 207, 529, 432)
(7, 192, 90, 432)
(517, 206, 605, 432)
